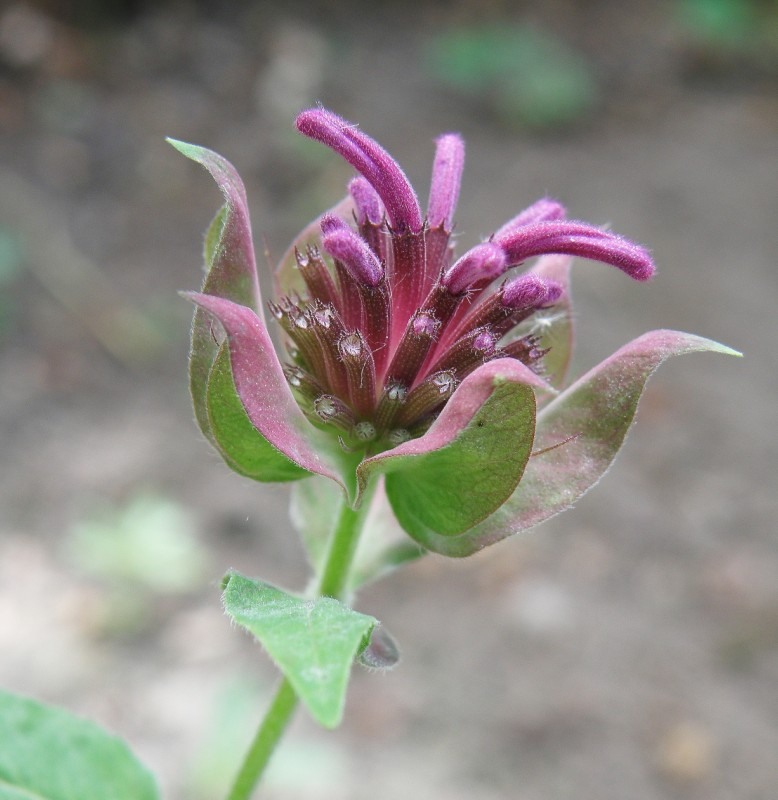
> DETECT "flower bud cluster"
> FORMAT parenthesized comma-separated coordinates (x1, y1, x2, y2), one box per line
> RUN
(275, 109, 655, 450)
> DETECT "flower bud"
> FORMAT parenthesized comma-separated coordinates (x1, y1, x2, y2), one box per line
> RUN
(442, 242, 508, 295)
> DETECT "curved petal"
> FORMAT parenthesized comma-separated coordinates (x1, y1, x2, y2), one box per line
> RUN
(168, 140, 261, 445)
(401, 330, 740, 556)
(496, 220, 655, 282)
(296, 108, 422, 231)
(493, 197, 567, 238)
(185, 292, 358, 499)
(357, 359, 555, 540)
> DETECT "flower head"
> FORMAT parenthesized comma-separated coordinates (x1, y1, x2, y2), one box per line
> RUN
(170, 110, 738, 557)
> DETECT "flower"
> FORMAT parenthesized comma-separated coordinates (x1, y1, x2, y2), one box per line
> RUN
(169, 109, 737, 557)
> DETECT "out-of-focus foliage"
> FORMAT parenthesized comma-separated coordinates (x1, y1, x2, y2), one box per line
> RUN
(0, 228, 23, 338)
(0, 690, 160, 800)
(68, 492, 205, 593)
(676, 0, 778, 75)
(426, 24, 598, 130)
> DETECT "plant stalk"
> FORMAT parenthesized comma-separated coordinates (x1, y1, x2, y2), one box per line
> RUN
(225, 481, 374, 800)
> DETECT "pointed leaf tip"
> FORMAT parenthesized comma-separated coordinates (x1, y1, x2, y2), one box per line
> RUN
(222, 573, 378, 728)
(412, 328, 740, 556)
(173, 138, 262, 452)
(166, 136, 194, 154)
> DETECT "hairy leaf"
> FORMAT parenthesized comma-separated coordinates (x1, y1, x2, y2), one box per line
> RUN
(222, 573, 377, 728)
(399, 330, 740, 555)
(186, 293, 357, 498)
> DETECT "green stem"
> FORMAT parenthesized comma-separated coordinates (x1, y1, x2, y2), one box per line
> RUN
(225, 480, 375, 800)
(316, 482, 375, 598)
(225, 678, 297, 800)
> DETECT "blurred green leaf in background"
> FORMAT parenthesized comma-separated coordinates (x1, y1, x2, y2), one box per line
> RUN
(69, 492, 205, 594)
(427, 24, 598, 130)
(676, 0, 778, 74)
(0, 227, 24, 339)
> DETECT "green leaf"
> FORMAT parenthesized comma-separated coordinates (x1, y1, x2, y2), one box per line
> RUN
(222, 574, 377, 728)
(168, 140, 261, 447)
(404, 329, 741, 556)
(361, 364, 537, 541)
(187, 292, 360, 499)
(204, 204, 229, 267)
(385, 380, 535, 537)
(207, 345, 308, 482)
(0, 689, 159, 800)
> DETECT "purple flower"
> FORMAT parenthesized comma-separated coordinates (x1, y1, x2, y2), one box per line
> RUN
(169, 110, 737, 557)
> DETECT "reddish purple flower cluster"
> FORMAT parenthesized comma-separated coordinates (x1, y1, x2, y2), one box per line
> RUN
(275, 108, 653, 449)
(173, 108, 735, 555)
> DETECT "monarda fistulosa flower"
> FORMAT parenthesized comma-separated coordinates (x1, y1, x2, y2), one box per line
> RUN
(170, 109, 736, 558)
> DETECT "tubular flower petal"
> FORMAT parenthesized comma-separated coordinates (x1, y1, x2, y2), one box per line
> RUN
(495, 220, 655, 281)
(442, 242, 509, 295)
(494, 197, 567, 238)
(349, 177, 383, 226)
(427, 133, 465, 230)
(320, 215, 384, 287)
(296, 108, 422, 232)
(174, 109, 738, 556)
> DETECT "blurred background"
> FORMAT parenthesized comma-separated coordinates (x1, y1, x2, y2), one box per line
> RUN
(0, 1, 776, 798)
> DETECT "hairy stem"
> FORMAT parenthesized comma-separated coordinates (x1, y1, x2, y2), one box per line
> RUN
(225, 480, 375, 800)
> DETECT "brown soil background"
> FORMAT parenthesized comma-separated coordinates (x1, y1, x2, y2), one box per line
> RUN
(1, 2, 776, 798)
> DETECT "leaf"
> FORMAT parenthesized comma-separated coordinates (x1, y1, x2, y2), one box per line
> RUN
(206, 344, 308, 482)
(167, 140, 261, 446)
(185, 292, 357, 498)
(358, 359, 546, 542)
(400, 329, 741, 556)
(222, 573, 377, 728)
(385, 379, 535, 538)
(0, 689, 159, 800)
